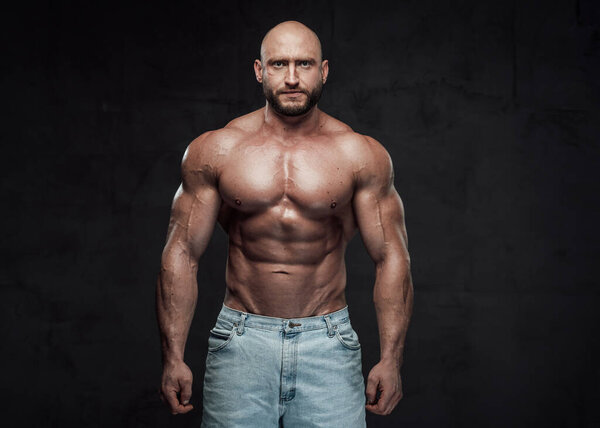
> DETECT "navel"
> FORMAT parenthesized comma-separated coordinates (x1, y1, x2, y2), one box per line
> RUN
(235, 198, 242, 206)
(330, 201, 337, 209)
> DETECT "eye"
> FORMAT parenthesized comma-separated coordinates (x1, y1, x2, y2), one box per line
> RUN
(273, 61, 284, 68)
(300, 60, 310, 68)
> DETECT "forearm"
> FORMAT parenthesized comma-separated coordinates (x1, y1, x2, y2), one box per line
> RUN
(156, 249, 199, 365)
(373, 256, 414, 365)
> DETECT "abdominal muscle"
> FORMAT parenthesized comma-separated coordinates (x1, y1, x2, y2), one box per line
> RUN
(221, 209, 351, 318)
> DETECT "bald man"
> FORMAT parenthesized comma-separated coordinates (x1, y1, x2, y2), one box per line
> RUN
(157, 21, 413, 427)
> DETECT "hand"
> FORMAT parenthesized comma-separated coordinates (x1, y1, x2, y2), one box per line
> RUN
(159, 360, 194, 415)
(365, 359, 403, 415)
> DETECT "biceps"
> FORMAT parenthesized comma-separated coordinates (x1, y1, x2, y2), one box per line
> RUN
(163, 183, 222, 262)
(353, 187, 407, 263)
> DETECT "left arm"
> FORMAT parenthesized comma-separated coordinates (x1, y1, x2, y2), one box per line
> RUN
(352, 136, 414, 415)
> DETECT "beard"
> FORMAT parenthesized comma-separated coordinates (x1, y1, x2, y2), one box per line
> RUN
(263, 80, 323, 117)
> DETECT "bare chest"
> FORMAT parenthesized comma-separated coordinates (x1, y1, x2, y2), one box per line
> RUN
(218, 142, 355, 215)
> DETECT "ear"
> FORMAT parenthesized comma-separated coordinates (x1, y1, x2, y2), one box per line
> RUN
(254, 59, 263, 83)
(321, 59, 329, 84)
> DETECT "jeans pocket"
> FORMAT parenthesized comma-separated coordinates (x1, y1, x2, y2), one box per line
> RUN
(335, 322, 361, 350)
(207, 319, 236, 352)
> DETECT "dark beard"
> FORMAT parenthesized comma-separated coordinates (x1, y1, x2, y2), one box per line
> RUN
(263, 80, 323, 117)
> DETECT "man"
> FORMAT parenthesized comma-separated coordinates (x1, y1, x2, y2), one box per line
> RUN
(156, 21, 414, 427)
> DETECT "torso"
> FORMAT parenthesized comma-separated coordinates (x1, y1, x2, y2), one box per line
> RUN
(210, 108, 366, 318)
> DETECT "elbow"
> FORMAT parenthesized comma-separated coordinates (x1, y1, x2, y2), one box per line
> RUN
(374, 250, 411, 274)
(161, 241, 198, 273)
(373, 253, 413, 301)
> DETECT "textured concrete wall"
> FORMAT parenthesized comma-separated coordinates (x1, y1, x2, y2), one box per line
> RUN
(2, 0, 599, 426)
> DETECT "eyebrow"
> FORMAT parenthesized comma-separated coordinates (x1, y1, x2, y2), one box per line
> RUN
(267, 58, 317, 65)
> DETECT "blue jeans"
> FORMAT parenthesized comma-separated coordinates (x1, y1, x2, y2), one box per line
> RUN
(201, 304, 366, 427)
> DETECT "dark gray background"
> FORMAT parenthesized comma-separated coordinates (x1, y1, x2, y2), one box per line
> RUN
(2, 0, 599, 426)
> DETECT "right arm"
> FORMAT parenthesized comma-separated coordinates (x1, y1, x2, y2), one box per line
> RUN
(156, 132, 221, 414)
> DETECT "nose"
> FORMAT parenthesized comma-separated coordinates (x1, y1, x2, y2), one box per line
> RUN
(284, 63, 299, 86)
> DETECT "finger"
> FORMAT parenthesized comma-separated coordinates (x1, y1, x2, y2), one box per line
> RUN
(382, 381, 403, 414)
(164, 388, 183, 414)
(389, 392, 403, 411)
(178, 403, 194, 414)
(180, 379, 193, 405)
(372, 389, 402, 415)
(365, 402, 386, 415)
(375, 384, 392, 411)
(365, 376, 379, 405)
(366, 383, 394, 415)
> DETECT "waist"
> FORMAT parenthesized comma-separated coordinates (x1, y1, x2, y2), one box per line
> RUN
(217, 303, 351, 332)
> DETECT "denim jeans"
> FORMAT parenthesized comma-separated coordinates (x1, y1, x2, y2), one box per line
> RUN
(201, 304, 366, 427)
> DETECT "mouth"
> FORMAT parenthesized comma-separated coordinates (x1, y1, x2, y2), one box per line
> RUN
(280, 90, 305, 97)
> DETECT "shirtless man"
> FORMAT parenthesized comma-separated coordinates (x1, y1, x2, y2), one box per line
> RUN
(156, 21, 414, 427)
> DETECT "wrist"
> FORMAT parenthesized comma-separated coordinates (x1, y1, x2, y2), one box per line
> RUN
(380, 351, 403, 367)
(162, 352, 185, 366)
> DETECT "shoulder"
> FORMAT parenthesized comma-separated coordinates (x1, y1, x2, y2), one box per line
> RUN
(184, 108, 263, 158)
(317, 112, 393, 187)
(181, 127, 245, 188)
(183, 128, 240, 166)
(183, 109, 264, 167)
(319, 112, 392, 168)
(356, 134, 393, 172)
(323, 121, 392, 176)
(181, 109, 263, 184)
(334, 131, 393, 189)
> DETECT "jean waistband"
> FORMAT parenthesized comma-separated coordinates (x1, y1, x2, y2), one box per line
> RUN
(217, 303, 352, 332)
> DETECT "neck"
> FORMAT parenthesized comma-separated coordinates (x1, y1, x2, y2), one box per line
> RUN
(262, 102, 321, 136)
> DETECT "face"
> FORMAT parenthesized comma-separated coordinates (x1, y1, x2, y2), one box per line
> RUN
(254, 28, 329, 117)
(262, 61, 323, 116)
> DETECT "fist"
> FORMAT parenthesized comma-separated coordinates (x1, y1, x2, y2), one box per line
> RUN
(159, 360, 194, 415)
(365, 359, 403, 415)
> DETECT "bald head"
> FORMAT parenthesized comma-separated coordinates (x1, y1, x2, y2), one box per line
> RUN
(254, 21, 329, 116)
(260, 21, 323, 63)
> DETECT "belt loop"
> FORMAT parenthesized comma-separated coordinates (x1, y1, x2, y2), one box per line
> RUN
(324, 315, 335, 337)
(237, 313, 247, 336)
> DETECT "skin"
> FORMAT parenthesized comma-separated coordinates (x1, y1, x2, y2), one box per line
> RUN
(156, 21, 414, 417)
